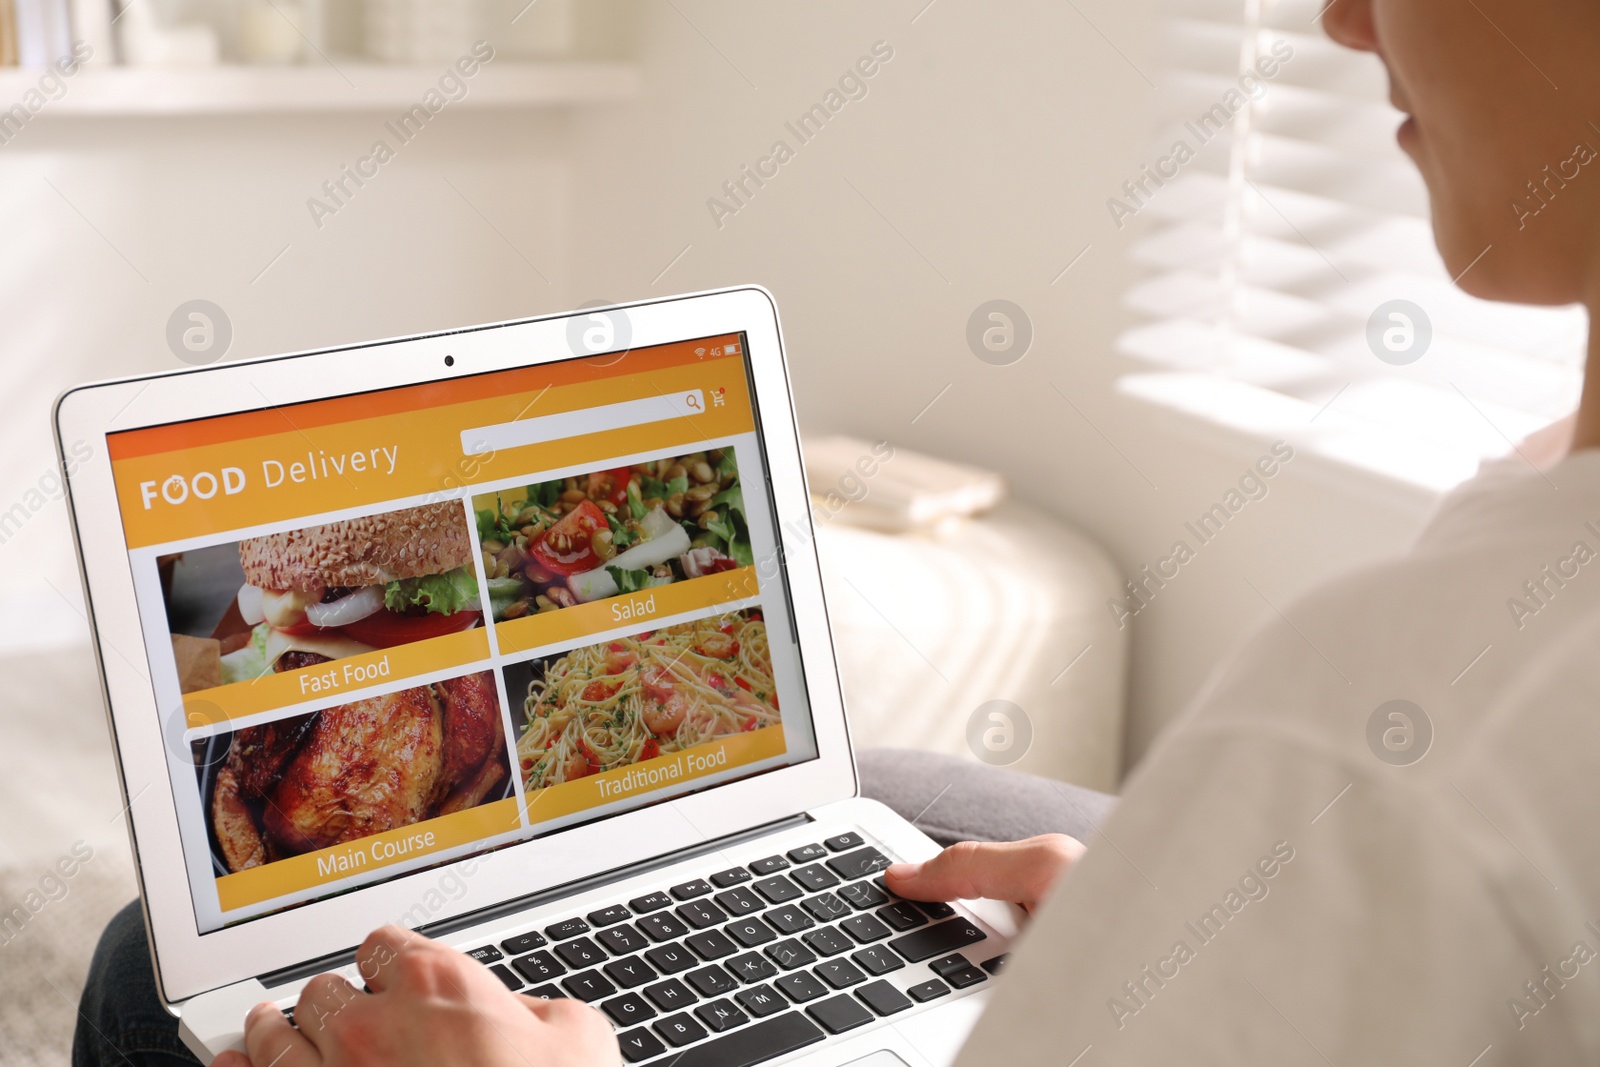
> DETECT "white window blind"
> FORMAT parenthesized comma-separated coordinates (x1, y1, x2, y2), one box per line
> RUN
(1117, 0, 1586, 492)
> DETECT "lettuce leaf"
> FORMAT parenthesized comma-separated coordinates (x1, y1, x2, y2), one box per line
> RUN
(384, 566, 480, 616)
(219, 623, 272, 685)
(607, 566, 654, 594)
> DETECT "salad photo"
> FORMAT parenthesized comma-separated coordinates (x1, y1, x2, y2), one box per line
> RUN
(474, 448, 752, 623)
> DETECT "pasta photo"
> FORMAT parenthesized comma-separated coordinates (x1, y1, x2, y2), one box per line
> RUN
(505, 610, 779, 793)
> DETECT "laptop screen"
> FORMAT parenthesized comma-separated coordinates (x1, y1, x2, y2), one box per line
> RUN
(105, 333, 820, 933)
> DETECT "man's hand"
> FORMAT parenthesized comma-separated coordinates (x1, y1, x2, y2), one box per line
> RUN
(884, 834, 1086, 915)
(211, 926, 620, 1067)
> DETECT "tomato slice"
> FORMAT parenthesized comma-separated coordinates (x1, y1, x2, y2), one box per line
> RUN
(529, 500, 608, 576)
(337, 608, 481, 649)
(639, 739, 660, 761)
(586, 468, 634, 508)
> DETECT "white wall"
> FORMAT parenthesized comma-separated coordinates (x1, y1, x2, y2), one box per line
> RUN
(3, 0, 1441, 774)
(566, 0, 1439, 768)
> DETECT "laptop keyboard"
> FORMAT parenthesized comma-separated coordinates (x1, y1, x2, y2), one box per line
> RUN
(462, 829, 1003, 1065)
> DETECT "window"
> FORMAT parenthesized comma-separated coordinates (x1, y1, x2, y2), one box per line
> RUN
(1117, 0, 1586, 492)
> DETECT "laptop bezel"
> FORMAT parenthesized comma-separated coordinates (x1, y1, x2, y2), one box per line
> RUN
(54, 285, 859, 1005)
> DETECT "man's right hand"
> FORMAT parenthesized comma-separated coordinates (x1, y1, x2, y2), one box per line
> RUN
(884, 834, 1085, 915)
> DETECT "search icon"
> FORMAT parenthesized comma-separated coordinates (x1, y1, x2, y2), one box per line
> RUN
(685, 393, 702, 412)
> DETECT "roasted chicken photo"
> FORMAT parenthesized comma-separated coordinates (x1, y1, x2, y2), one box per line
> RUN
(207, 671, 508, 873)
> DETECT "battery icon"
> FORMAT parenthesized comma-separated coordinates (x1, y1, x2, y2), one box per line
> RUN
(726, 342, 741, 355)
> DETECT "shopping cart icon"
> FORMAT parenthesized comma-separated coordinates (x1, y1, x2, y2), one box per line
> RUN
(711, 387, 726, 408)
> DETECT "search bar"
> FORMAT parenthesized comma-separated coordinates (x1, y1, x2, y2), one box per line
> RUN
(461, 390, 705, 456)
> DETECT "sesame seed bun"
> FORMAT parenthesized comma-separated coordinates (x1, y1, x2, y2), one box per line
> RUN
(239, 502, 473, 593)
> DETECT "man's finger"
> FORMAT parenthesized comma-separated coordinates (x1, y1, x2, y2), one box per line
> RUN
(355, 924, 426, 994)
(242, 1000, 321, 1067)
(885, 835, 1084, 911)
(294, 972, 365, 1051)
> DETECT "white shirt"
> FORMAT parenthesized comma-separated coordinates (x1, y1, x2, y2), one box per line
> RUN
(959, 452, 1600, 1065)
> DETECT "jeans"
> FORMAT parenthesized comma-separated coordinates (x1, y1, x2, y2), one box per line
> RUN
(72, 749, 1116, 1066)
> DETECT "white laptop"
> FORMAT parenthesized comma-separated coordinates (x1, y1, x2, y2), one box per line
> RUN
(55, 286, 1016, 1066)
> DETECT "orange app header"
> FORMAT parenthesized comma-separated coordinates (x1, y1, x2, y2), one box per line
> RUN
(109, 336, 753, 549)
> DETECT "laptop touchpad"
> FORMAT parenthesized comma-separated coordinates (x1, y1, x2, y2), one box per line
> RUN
(843, 1053, 911, 1067)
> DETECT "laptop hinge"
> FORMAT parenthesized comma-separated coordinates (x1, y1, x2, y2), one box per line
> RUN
(257, 812, 813, 989)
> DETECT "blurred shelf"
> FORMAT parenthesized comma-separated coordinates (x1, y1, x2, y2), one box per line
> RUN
(0, 60, 641, 115)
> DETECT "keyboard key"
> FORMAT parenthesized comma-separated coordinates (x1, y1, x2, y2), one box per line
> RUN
(686, 965, 738, 998)
(602, 992, 656, 1026)
(602, 956, 657, 989)
(982, 954, 1009, 975)
(735, 984, 788, 1018)
(524, 984, 564, 1000)
(837, 882, 889, 910)
(465, 945, 502, 965)
(787, 843, 828, 863)
(725, 918, 777, 947)
(839, 914, 891, 944)
(500, 932, 547, 955)
(773, 970, 828, 1003)
(851, 946, 904, 976)
(616, 1027, 666, 1064)
(808, 994, 874, 1034)
(654, 1013, 708, 1048)
(856, 980, 913, 1017)
(685, 929, 738, 960)
(645, 978, 697, 1011)
(545, 918, 590, 941)
(826, 846, 891, 882)
(677, 899, 729, 929)
(587, 904, 632, 927)
(929, 954, 972, 979)
(596, 924, 650, 956)
(695, 998, 750, 1033)
(802, 926, 853, 957)
(711, 866, 753, 888)
(753, 876, 803, 904)
(629, 891, 673, 913)
(511, 951, 565, 984)
(876, 902, 928, 932)
(561, 970, 616, 1002)
(764, 939, 817, 970)
(908, 978, 950, 1002)
(764, 904, 814, 935)
(637, 913, 690, 943)
(657, 1012, 825, 1065)
(644, 944, 697, 975)
(889, 918, 986, 963)
(946, 965, 988, 988)
(554, 937, 606, 969)
(726, 952, 779, 983)
(802, 892, 850, 922)
(824, 832, 864, 852)
(671, 878, 714, 900)
(749, 855, 790, 875)
(789, 864, 840, 892)
(813, 958, 867, 989)
(714, 886, 765, 916)
(487, 964, 521, 991)
(917, 901, 957, 920)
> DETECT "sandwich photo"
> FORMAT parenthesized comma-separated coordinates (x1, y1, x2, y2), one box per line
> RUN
(161, 502, 484, 694)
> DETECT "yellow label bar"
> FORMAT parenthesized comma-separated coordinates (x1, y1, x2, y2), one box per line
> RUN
(519, 725, 787, 824)
(494, 567, 761, 656)
(183, 628, 492, 724)
(216, 796, 522, 912)
(115, 362, 755, 549)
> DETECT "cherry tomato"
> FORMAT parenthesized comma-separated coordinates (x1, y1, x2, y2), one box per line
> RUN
(639, 739, 660, 761)
(529, 500, 608, 576)
(582, 678, 623, 702)
(586, 467, 634, 508)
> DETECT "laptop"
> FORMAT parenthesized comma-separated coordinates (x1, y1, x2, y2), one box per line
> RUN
(56, 287, 1016, 1064)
